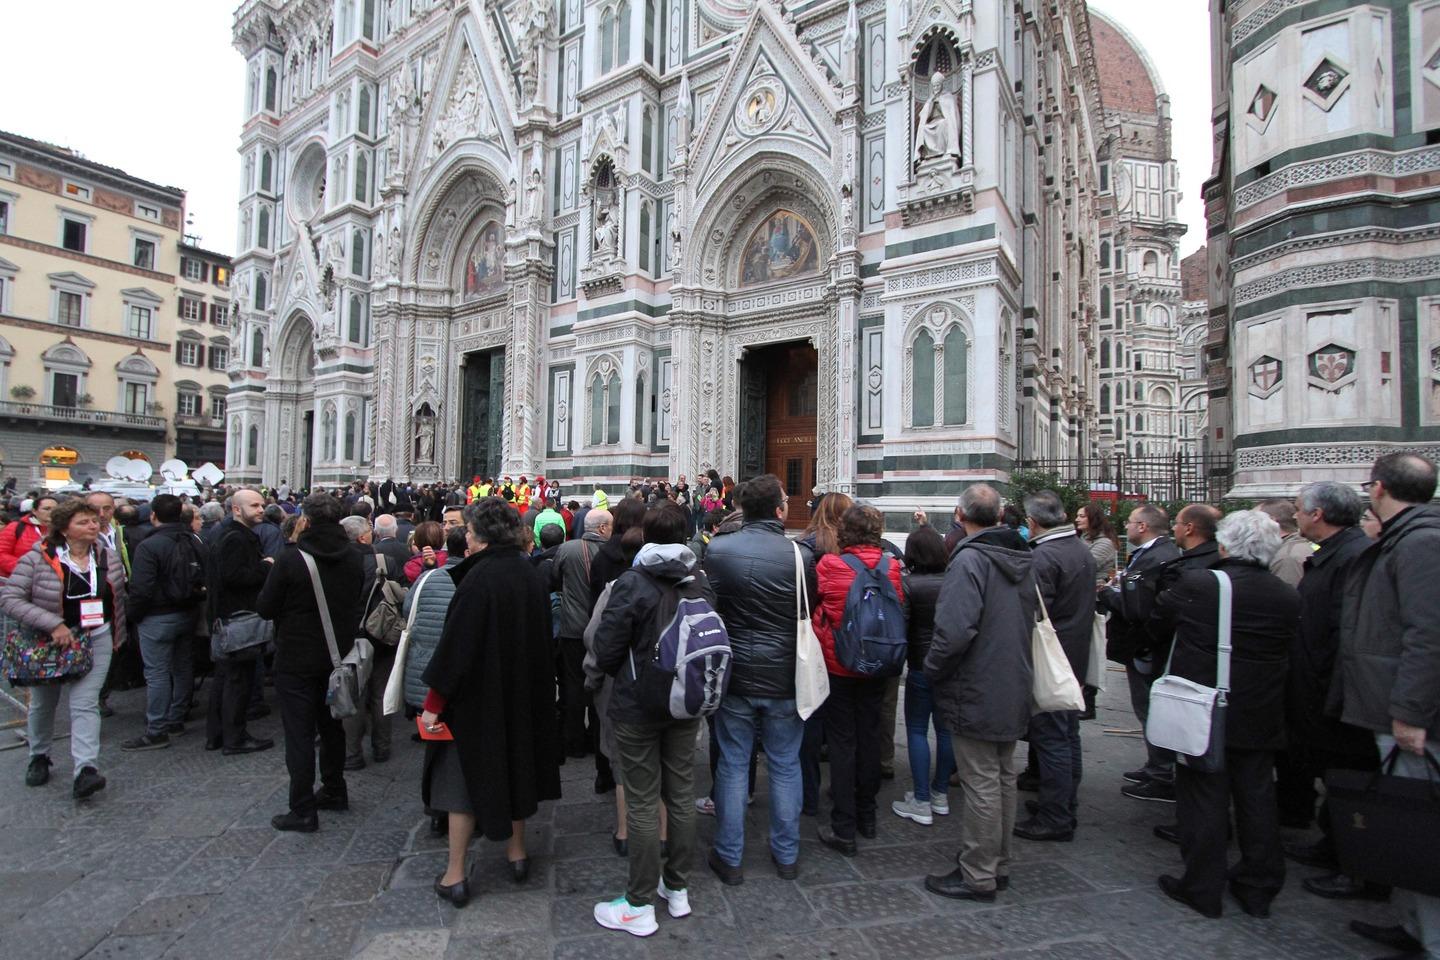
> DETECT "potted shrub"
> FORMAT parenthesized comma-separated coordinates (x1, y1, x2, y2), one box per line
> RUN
(9, 385, 35, 401)
(77, 393, 94, 407)
(146, 401, 165, 415)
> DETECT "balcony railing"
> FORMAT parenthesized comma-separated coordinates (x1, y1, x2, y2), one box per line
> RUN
(0, 400, 166, 431)
(174, 413, 226, 430)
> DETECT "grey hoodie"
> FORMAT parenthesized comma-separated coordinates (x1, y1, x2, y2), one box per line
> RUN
(925, 526, 1037, 742)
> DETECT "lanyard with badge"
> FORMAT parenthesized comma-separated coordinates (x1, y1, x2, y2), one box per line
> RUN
(58, 546, 105, 629)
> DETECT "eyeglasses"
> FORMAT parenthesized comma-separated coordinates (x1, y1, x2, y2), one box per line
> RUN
(1360, 480, 1378, 491)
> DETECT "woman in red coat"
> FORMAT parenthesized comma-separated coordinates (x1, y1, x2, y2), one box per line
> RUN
(811, 504, 906, 855)
(0, 496, 58, 579)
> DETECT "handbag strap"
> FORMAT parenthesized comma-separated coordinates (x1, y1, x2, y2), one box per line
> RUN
(299, 551, 344, 670)
(1033, 583, 1051, 623)
(1211, 569, 1232, 695)
(404, 569, 432, 632)
(792, 542, 812, 621)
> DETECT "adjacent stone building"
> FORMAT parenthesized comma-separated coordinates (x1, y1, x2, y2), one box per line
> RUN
(174, 243, 235, 466)
(230, 0, 1116, 523)
(1177, 245, 1210, 457)
(1207, 0, 1440, 496)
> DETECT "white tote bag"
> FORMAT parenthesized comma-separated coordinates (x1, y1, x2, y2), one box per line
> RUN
(1031, 587, 1086, 713)
(382, 569, 432, 716)
(1085, 612, 1108, 691)
(792, 543, 830, 720)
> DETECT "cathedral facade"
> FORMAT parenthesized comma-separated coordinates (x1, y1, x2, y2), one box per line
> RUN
(229, 0, 1108, 521)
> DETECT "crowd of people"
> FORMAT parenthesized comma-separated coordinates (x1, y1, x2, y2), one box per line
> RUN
(0, 454, 1435, 956)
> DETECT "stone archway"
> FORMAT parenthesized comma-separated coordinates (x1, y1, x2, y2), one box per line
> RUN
(269, 311, 317, 487)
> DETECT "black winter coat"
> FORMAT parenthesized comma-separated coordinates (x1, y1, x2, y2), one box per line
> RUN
(1145, 539, 1223, 662)
(208, 517, 270, 621)
(702, 518, 817, 700)
(1159, 558, 1296, 752)
(127, 522, 206, 623)
(1029, 527, 1097, 680)
(1290, 526, 1373, 756)
(256, 522, 366, 677)
(905, 571, 944, 670)
(1334, 505, 1440, 738)
(421, 545, 561, 841)
(1099, 536, 1181, 663)
(587, 535, 639, 614)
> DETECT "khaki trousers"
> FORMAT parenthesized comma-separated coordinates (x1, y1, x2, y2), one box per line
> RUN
(950, 734, 1018, 890)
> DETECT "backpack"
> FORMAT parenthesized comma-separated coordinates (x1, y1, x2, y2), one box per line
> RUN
(630, 573, 732, 720)
(363, 554, 408, 646)
(158, 531, 207, 607)
(831, 555, 907, 677)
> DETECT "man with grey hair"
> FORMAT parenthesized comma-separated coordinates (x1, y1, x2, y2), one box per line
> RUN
(553, 508, 614, 757)
(1278, 481, 1379, 900)
(1258, 498, 1310, 588)
(1100, 502, 1181, 799)
(923, 483, 1037, 901)
(340, 515, 372, 544)
(372, 513, 410, 583)
(1013, 490, 1096, 842)
(1332, 453, 1440, 958)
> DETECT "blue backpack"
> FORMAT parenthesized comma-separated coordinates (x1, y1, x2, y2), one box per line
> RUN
(631, 574, 732, 719)
(832, 554, 907, 677)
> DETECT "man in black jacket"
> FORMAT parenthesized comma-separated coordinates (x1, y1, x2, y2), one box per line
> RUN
(204, 489, 274, 756)
(121, 495, 206, 752)
(1017, 491, 1095, 841)
(702, 474, 816, 883)
(1098, 503, 1180, 799)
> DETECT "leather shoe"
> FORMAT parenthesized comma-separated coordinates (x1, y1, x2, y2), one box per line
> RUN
(313, 787, 348, 811)
(857, 820, 877, 840)
(772, 853, 798, 880)
(1024, 799, 1039, 816)
(996, 876, 1010, 891)
(373, 746, 391, 764)
(204, 739, 222, 752)
(1154, 824, 1180, 845)
(816, 825, 857, 857)
(271, 811, 319, 833)
(924, 868, 996, 901)
(245, 703, 271, 721)
(1012, 819, 1073, 842)
(1122, 768, 1151, 784)
(708, 848, 744, 885)
(1349, 921, 1422, 952)
(1158, 875, 1220, 918)
(25, 755, 51, 787)
(1283, 839, 1338, 870)
(1016, 768, 1039, 792)
(1303, 873, 1388, 901)
(223, 735, 274, 756)
(72, 766, 106, 800)
(433, 875, 470, 908)
(343, 755, 365, 772)
(1122, 779, 1176, 803)
(1228, 883, 1272, 918)
(611, 834, 627, 857)
(594, 771, 616, 794)
(508, 858, 530, 884)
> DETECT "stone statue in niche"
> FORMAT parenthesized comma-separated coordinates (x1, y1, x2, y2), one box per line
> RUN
(387, 226, 402, 276)
(593, 205, 617, 256)
(386, 66, 420, 175)
(525, 161, 545, 224)
(914, 71, 961, 165)
(414, 409, 436, 463)
(515, 0, 550, 105)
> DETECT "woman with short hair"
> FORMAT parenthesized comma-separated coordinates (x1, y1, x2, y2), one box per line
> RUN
(1, 498, 126, 797)
(404, 520, 447, 583)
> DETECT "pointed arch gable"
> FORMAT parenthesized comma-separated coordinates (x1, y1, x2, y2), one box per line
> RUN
(409, 15, 516, 187)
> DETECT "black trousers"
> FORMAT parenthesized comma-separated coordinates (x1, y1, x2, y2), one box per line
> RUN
(822, 674, 885, 840)
(275, 672, 346, 817)
(801, 712, 824, 813)
(557, 637, 593, 756)
(1175, 748, 1285, 914)
(206, 655, 257, 748)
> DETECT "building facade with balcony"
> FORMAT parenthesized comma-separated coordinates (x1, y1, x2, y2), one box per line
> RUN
(0, 131, 183, 486)
(229, 0, 1109, 523)
(174, 243, 235, 466)
(1208, 0, 1440, 496)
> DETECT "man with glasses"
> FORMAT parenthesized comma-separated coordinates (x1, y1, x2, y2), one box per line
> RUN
(1098, 504, 1180, 801)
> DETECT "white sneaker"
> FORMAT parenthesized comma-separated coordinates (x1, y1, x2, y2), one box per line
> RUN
(695, 797, 715, 816)
(657, 879, 692, 918)
(891, 792, 934, 825)
(930, 793, 950, 816)
(593, 896, 658, 937)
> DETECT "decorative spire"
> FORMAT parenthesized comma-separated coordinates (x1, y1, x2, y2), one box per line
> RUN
(675, 68, 691, 120)
(842, 0, 859, 55)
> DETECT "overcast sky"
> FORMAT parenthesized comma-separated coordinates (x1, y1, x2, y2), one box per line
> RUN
(0, 0, 1210, 260)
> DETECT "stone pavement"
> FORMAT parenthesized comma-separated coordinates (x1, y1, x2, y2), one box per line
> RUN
(0, 671, 1404, 960)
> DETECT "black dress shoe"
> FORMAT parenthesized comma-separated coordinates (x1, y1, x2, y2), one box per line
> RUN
(924, 868, 996, 901)
(245, 703, 271, 721)
(708, 848, 744, 885)
(612, 834, 628, 857)
(1349, 921, 1423, 952)
(373, 746, 391, 764)
(1123, 779, 1176, 803)
(223, 735, 274, 756)
(1012, 819, 1074, 842)
(72, 766, 106, 800)
(508, 858, 530, 883)
(1024, 798, 1040, 816)
(1157, 875, 1221, 919)
(1229, 883, 1272, 918)
(271, 811, 319, 833)
(878, 764, 895, 781)
(313, 787, 349, 811)
(1122, 768, 1152, 784)
(204, 739, 222, 751)
(816, 825, 857, 857)
(433, 875, 470, 908)
(1154, 823, 1180, 845)
(1016, 769, 1040, 793)
(1304, 873, 1388, 901)
(343, 755, 366, 772)
(771, 853, 798, 880)
(1283, 839, 1338, 870)
(25, 755, 51, 787)
(594, 771, 616, 794)
(996, 876, 1010, 891)
(857, 820, 877, 840)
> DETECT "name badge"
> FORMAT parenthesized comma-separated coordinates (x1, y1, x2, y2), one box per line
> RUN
(79, 599, 104, 629)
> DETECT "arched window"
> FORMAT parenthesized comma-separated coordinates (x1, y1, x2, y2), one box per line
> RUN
(1135, 440, 1145, 457)
(354, 153, 368, 203)
(247, 424, 259, 466)
(1099, 240, 1110, 270)
(634, 375, 646, 445)
(1135, 413, 1145, 431)
(1142, 250, 1160, 277)
(351, 229, 367, 277)
(942, 326, 967, 424)
(1135, 382, 1145, 402)
(638, 201, 651, 273)
(1114, 417, 1123, 440)
(606, 372, 621, 444)
(589, 374, 604, 445)
(1100, 285, 1110, 319)
(358, 87, 372, 135)
(912, 328, 935, 427)
(600, 9, 615, 73)
(645, 0, 657, 66)
(1100, 383, 1111, 414)
(1100, 338, 1110, 368)
(344, 411, 357, 460)
(260, 151, 273, 192)
(348, 294, 363, 343)
(264, 66, 278, 112)
(323, 405, 337, 460)
(1151, 304, 1170, 328)
(250, 327, 264, 366)
(641, 107, 654, 173)
(256, 207, 271, 249)
(617, 1, 631, 65)
(254, 273, 268, 309)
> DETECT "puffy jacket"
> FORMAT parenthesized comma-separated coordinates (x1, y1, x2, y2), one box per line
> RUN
(1333, 505, 1440, 738)
(812, 546, 907, 678)
(532, 507, 567, 547)
(256, 522, 366, 677)
(128, 523, 207, 623)
(1029, 526, 1097, 681)
(554, 532, 606, 637)
(905, 571, 944, 670)
(0, 541, 127, 640)
(925, 526, 1036, 742)
(703, 518, 816, 700)
(590, 542, 715, 724)
(0, 517, 45, 579)
(401, 558, 461, 712)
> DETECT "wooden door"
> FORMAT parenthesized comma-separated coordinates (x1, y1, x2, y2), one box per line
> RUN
(761, 343, 818, 529)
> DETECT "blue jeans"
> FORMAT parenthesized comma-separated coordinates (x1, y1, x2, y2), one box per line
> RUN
(713, 694, 804, 867)
(138, 611, 195, 735)
(1028, 709, 1082, 830)
(903, 670, 955, 802)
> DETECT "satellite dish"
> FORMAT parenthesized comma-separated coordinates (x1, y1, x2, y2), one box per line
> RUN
(71, 463, 100, 485)
(193, 462, 225, 487)
(159, 458, 189, 482)
(105, 456, 132, 480)
(124, 459, 154, 483)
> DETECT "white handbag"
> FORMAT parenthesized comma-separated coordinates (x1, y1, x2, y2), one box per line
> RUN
(1145, 570, 1231, 772)
(792, 543, 829, 720)
(382, 568, 433, 716)
(1086, 612, 1108, 691)
(1031, 586, 1086, 713)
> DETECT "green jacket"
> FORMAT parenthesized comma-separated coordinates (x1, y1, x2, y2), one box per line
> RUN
(532, 507, 567, 547)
